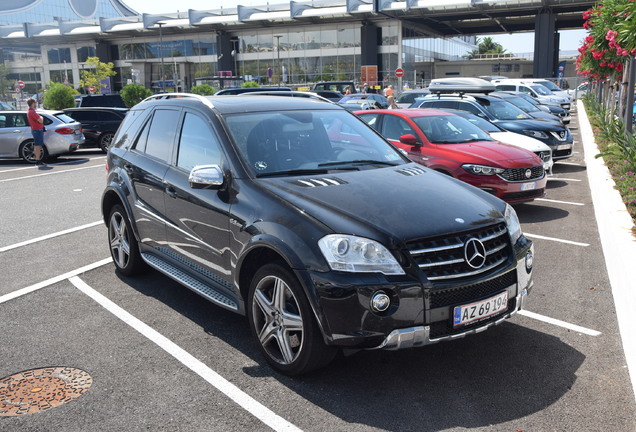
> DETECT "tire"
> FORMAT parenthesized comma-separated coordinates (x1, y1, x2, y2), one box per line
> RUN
(99, 132, 115, 153)
(20, 141, 49, 163)
(107, 204, 146, 276)
(19, 140, 35, 163)
(247, 261, 337, 375)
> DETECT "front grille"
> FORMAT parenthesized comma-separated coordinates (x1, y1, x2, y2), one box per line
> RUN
(553, 148, 572, 158)
(429, 297, 517, 339)
(407, 222, 511, 282)
(549, 130, 570, 142)
(502, 188, 545, 201)
(429, 270, 516, 308)
(534, 151, 551, 163)
(499, 166, 544, 182)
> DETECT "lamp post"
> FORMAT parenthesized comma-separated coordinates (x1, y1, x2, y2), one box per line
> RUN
(231, 39, 239, 82)
(274, 35, 282, 86)
(158, 22, 165, 93)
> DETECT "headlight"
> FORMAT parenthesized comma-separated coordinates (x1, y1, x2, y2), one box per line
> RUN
(522, 130, 549, 139)
(318, 235, 405, 275)
(461, 164, 505, 176)
(505, 204, 522, 245)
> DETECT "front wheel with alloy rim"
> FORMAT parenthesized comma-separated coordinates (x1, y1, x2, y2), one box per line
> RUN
(99, 132, 115, 153)
(247, 262, 337, 375)
(107, 204, 146, 276)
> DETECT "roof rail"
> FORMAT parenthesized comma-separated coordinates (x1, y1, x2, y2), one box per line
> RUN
(141, 92, 215, 109)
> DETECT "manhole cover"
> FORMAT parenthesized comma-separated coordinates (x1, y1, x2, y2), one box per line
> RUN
(0, 367, 92, 416)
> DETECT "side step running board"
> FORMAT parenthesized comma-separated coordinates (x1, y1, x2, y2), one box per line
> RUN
(141, 252, 239, 312)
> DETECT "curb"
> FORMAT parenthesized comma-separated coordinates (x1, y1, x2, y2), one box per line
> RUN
(578, 99, 636, 400)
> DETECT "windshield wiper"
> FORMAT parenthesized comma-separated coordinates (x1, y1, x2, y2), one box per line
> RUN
(318, 160, 398, 168)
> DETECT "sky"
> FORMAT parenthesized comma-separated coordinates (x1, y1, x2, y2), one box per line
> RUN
(121, 0, 588, 53)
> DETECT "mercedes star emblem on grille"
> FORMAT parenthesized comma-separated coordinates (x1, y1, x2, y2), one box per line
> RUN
(464, 237, 487, 269)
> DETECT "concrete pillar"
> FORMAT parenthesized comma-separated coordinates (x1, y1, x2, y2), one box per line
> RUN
(533, 9, 557, 78)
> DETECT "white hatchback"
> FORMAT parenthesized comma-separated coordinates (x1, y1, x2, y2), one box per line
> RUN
(0, 110, 84, 163)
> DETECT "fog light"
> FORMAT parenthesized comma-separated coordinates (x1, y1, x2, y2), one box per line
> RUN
(371, 291, 391, 312)
(525, 250, 534, 273)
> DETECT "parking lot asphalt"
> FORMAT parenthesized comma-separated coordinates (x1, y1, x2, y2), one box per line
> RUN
(1, 106, 636, 431)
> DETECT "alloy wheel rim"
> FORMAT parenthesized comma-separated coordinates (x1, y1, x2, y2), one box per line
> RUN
(252, 275, 304, 365)
(109, 212, 130, 268)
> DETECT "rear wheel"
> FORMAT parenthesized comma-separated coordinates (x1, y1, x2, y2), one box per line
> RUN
(19, 141, 49, 163)
(107, 204, 146, 276)
(247, 262, 337, 375)
(99, 132, 115, 153)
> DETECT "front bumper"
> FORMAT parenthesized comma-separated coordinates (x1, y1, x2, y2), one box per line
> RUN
(308, 238, 534, 350)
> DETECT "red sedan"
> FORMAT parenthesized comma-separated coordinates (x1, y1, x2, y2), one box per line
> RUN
(356, 108, 547, 203)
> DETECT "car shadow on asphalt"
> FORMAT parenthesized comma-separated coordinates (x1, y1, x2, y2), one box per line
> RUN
(552, 162, 587, 174)
(115, 268, 584, 431)
(514, 202, 570, 223)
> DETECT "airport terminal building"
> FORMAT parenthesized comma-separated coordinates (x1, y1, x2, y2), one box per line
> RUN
(0, 0, 583, 96)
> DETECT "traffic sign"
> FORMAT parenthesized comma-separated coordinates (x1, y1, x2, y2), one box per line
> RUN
(395, 68, 404, 78)
(89, 86, 96, 94)
(17, 80, 25, 88)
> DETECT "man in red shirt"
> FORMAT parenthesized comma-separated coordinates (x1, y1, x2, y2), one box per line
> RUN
(27, 97, 46, 167)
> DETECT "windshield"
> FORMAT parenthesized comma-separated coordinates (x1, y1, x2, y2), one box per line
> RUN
(480, 99, 531, 120)
(504, 96, 539, 113)
(451, 112, 500, 133)
(530, 85, 552, 96)
(535, 80, 561, 91)
(224, 110, 407, 176)
(412, 115, 494, 144)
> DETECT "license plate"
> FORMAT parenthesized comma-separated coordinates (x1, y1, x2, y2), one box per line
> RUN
(453, 291, 508, 327)
(557, 144, 572, 150)
(521, 182, 536, 191)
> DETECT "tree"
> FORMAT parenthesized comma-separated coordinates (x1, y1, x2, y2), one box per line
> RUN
(242, 81, 259, 88)
(0, 64, 12, 101)
(190, 84, 216, 95)
(43, 82, 75, 110)
(79, 56, 116, 94)
(466, 37, 507, 59)
(120, 83, 152, 107)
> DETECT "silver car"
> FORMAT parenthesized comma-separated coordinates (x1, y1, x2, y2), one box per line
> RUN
(0, 110, 84, 163)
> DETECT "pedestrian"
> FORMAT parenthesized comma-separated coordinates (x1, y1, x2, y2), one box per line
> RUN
(362, 83, 369, 94)
(27, 97, 46, 167)
(384, 85, 394, 97)
(387, 95, 398, 109)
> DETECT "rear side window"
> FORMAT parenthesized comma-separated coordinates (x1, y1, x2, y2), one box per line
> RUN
(114, 109, 148, 150)
(423, 100, 458, 110)
(495, 85, 516, 91)
(144, 109, 180, 162)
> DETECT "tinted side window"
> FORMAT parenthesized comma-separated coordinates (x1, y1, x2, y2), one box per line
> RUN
(177, 112, 221, 171)
(424, 100, 458, 110)
(456, 102, 482, 116)
(67, 111, 89, 121)
(496, 85, 516, 91)
(114, 109, 149, 150)
(381, 115, 414, 140)
(145, 109, 180, 162)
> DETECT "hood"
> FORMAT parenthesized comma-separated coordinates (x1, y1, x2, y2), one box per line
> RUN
(494, 118, 566, 132)
(257, 163, 506, 244)
(435, 140, 539, 166)
(489, 131, 552, 153)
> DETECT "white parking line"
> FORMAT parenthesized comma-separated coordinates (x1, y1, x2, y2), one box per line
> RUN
(519, 310, 602, 336)
(0, 221, 103, 253)
(0, 257, 112, 305)
(547, 177, 582, 182)
(69, 276, 302, 432)
(0, 164, 104, 182)
(524, 233, 590, 247)
(0, 157, 106, 174)
(535, 198, 585, 206)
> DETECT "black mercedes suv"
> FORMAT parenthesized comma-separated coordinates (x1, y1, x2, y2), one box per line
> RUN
(101, 94, 534, 375)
